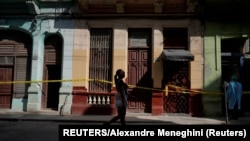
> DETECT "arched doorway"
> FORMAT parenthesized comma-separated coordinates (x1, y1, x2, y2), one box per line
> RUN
(0, 29, 32, 109)
(42, 34, 62, 110)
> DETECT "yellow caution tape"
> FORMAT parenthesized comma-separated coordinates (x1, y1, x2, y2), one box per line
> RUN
(0, 79, 249, 95)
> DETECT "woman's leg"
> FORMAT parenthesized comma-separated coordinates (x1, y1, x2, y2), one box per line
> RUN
(104, 106, 126, 125)
(107, 115, 120, 124)
(103, 107, 120, 125)
(118, 106, 126, 125)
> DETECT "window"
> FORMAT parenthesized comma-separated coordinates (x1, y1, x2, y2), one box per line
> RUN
(163, 28, 188, 49)
(89, 28, 113, 92)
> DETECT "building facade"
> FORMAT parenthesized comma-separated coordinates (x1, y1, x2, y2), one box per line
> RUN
(0, 0, 205, 116)
(203, 0, 250, 116)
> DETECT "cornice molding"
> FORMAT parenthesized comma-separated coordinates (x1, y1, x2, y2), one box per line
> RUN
(77, 0, 199, 14)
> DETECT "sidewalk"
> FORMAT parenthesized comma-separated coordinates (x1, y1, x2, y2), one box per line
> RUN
(0, 109, 249, 125)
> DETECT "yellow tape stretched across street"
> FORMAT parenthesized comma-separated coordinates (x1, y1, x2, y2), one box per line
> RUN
(168, 84, 225, 95)
(0, 78, 250, 95)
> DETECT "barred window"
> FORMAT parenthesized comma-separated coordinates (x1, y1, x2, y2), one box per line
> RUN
(89, 28, 113, 92)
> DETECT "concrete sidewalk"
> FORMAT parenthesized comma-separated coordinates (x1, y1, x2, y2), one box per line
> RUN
(0, 110, 249, 125)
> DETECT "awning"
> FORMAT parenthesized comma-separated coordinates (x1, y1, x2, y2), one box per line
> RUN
(162, 49, 194, 61)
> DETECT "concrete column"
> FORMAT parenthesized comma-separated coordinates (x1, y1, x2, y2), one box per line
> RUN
(58, 19, 74, 115)
(27, 32, 45, 112)
(151, 24, 164, 115)
(73, 20, 89, 87)
(113, 24, 128, 79)
(71, 20, 89, 115)
(152, 24, 164, 88)
(188, 20, 205, 116)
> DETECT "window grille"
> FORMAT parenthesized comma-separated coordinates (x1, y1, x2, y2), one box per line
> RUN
(89, 28, 113, 92)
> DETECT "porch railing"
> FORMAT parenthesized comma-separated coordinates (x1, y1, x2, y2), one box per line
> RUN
(71, 87, 116, 115)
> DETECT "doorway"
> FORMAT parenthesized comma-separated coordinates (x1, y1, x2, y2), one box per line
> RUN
(0, 30, 32, 109)
(221, 37, 250, 115)
(42, 34, 62, 110)
(127, 28, 152, 113)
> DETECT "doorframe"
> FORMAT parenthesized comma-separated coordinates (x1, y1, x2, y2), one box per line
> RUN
(127, 28, 152, 113)
(42, 34, 63, 110)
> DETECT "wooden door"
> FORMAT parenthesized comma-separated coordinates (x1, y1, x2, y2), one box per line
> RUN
(42, 64, 61, 110)
(127, 49, 152, 113)
(0, 67, 13, 108)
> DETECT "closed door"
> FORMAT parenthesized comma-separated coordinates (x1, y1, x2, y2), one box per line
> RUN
(0, 67, 13, 108)
(127, 49, 152, 113)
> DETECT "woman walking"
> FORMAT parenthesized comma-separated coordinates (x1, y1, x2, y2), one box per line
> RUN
(104, 69, 128, 125)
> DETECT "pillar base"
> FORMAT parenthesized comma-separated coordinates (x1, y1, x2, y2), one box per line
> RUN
(152, 92, 164, 115)
(59, 86, 72, 115)
(27, 84, 41, 112)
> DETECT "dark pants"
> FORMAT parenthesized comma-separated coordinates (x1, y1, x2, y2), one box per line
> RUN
(229, 104, 239, 119)
(106, 106, 126, 125)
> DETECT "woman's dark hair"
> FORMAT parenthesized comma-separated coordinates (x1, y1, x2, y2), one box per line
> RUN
(114, 69, 124, 87)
